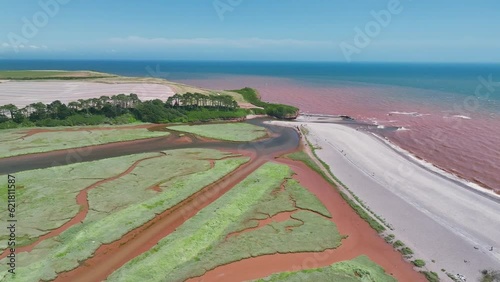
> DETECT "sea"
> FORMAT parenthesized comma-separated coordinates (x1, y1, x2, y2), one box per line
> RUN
(1, 60, 499, 192)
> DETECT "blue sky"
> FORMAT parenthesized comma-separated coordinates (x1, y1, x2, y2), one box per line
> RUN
(1, 0, 499, 62)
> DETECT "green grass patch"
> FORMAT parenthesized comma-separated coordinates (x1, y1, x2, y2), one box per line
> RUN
(480, 269, 500, 282)
(0, 127, 168, 158)
(412, 259, 426, 267)
(339, 193, 386, 233)
(167, 122, 267, 141)
(286, 151, 323, 174)
(107, 162, 293, 281)
(393, 240, 404, 248)
(384, 234, 395, 243)
(0, 153, 159, 249)
(3, 114, 141, 129)
(299, 128, 393, 230)
(400, 247, 414, 256)
(253, 255, 396, 282)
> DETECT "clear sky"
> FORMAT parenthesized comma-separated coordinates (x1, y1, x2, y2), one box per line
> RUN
(1, 0, 499, 62)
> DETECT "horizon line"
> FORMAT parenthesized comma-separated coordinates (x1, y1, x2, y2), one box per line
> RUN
(1, 58, 500, 65)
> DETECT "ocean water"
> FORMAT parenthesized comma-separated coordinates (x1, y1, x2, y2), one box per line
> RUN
(1, 60, 499, 191)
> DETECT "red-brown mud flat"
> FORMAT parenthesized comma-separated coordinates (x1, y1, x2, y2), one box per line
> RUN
(147, 183, 163, 193)
(187, 157, 425, 282)
(0, 154, 164, 260)
(54, 149, 266, 282)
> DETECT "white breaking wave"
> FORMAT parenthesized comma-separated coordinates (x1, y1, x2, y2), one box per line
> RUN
(451, 115, 472, 120)
(389, 111, 418, 115)
(389, 111, 430, 117)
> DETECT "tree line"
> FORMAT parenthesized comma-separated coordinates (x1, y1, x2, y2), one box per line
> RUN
(0, 92, 246, 129)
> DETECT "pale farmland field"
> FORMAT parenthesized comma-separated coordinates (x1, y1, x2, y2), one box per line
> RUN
(0, 81, 175, 107)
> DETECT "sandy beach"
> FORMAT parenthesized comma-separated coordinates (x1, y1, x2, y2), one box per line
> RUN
(0, 81, 175, 107)
(269, 117, 500, 281)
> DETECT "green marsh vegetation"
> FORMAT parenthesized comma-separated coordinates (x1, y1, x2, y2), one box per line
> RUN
(391, 240, 414, 257)
(286, 151, 324, 174)
(108, 162, 343, 282)
(299, 127, 393, 230)
(289, 146, 421, 280)
(0, 73, 300, 130)
(421, 271, 440, 282)
(167, 122, 268, 141)
(400, 247, 414, 256)
(412, 259, 426, 267)
(0, 127, 169, 158)
(0, 153, 158, 249)
(0, 149, 248, 281)
(253, 255, 397, 282)
(291, 133, 424, 269)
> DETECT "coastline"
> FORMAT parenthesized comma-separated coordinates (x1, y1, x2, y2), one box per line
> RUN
(372, 133, 500, 201)
(298, 113, 499, 196)
(268, 115, 500, 281)
(2, 68, 498, 280)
